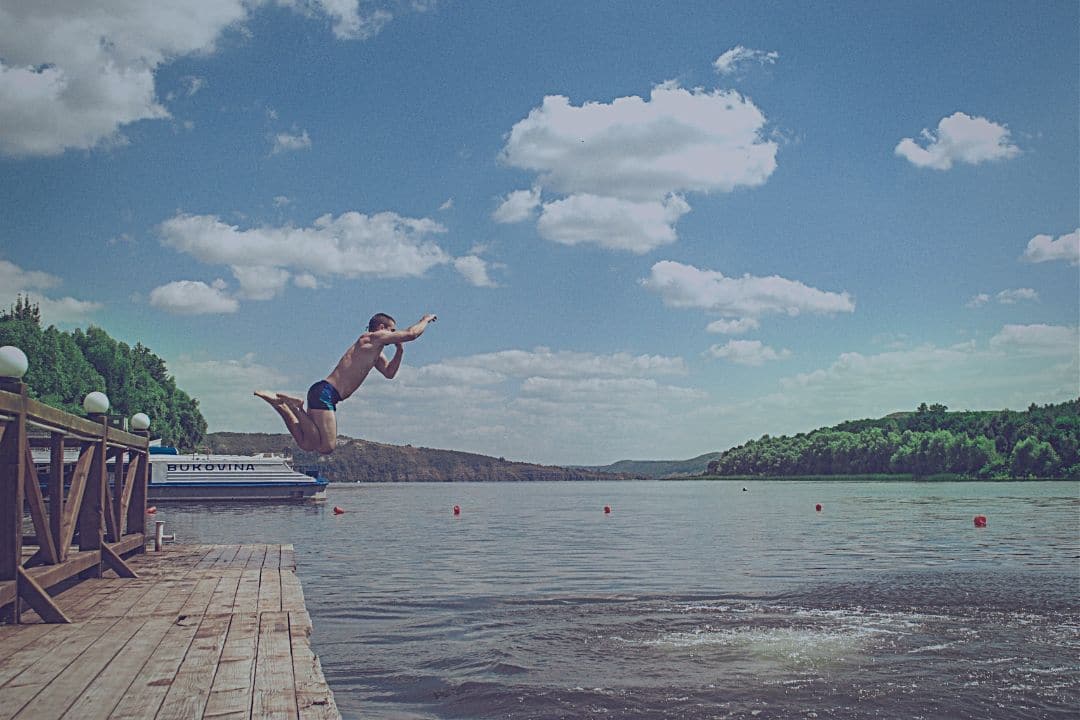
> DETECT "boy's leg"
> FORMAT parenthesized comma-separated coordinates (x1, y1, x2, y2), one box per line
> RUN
(255, 391, 319, 451)
(306, 408, 338, 454)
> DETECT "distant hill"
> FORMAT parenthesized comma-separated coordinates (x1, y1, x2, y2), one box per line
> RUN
(204, 432, 633, 482)
(580, 452, 723, 478)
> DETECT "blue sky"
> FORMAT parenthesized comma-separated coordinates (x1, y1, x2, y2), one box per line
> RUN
(1, 0, 1077, 465)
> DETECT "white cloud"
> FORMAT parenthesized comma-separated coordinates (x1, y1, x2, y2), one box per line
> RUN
(0, 258, 102, 324)
(965, 293, 991, 308)
(492, 188, 541, 224)
(642, 260, 855, 319)
(0, 1, 250, 157)
(148, 279, 239, 315)
(895, 111, 1020, 170)
(989, 324, 1079, 355)
(453, 256, 497, 288)
(995, 288, 1039, 304)
(713, 46, 779, 75)
(292, 273, 320, 289)
(230, 265, 292, 300)
(280, 0, 393, 40)
(708, 339, 791, 366)
(1021, 229, 1080, 266)
(158, 211, 452, 298)
(498, 81, 777, 251)
(537, 194, 690, 253)
(705, 317, 760, 334)
(439, 198, 454, 211)
(273, 195, 292, 207)
(271, 129, 312, 155)
(0, 1, 411, 157)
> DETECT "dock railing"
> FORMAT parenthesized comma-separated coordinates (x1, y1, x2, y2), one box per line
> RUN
(0, 377, 149, 624)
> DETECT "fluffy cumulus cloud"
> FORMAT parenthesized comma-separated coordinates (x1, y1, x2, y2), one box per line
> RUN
(1021, 229, 1080, 265)
(492, 188, 541, 224)
(642, 260, 854, 327)
(498, 81, 778, 252)
(158, 210, 453, 299)
(894, 111, 1020, 170)
(708, 339, 791, 366)
(148, 279, 239, 315)
(966, 288, 1040, 307)
(0, 1, 412, 157)
(706, 317, 760, 334)
(989, 324, 1079, 356)
(453, 256, 497, 288)
(713, 46, 779, 75)
(0, 258, 102, 324)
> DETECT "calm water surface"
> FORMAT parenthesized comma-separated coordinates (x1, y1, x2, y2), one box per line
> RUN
(160, 480, 1079, 719)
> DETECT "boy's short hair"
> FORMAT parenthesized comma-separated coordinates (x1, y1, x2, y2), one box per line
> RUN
(368, 313, 395, 332)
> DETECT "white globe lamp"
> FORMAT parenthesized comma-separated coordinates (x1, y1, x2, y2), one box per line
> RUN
(0, 346, 28, 379)
(131, 412, 151, 431)
(83, 391, 110, 414)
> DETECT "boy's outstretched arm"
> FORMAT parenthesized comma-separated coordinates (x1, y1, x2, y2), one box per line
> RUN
(370, 313, 437, 346)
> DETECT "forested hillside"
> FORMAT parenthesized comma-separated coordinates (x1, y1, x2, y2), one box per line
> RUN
(206, 432, 630, 482)
(0, 296, 207, 448)
(706, 400, 1080, 479)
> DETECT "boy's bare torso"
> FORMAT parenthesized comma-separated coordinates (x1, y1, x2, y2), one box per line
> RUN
(325, 333, 384, 400)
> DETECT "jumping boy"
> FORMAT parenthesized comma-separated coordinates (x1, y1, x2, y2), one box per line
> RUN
(255, 312, 437, 454)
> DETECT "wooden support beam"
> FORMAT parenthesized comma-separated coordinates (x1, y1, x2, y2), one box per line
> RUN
(103, 478, 119, 544)
(119, 452, 139, 537)
(0, 380, 27, 623)
(78, 415, 106, 569)
(24, 550, 101, 591)
(49, 432, 65, 559)
(23, 444, 59, 566)
(60, 444, 95, 554)
(16, 565, 71, 623)
(100, 542, 138, 578)
(109, 533, 145, 557)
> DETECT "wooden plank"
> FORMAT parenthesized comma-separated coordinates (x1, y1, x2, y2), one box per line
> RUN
(16, 566, 70, 623)
(109, 533, 145, 558)
(0, 624, 61, 676)
(60, 445, 95, 553)
(57, 617, 173, 720)
(101, 543, 138, 579)
(202, 612, 259, 720)
(0, 580, 13, 609)
(289, 612, 339, 720)
(252, 611, 299, 720)
(11, 614, 144, 719)
(177, 577, 221, 619)
(258, 568, 282, 614)
(153, 613, 232, 720)
(21, 445, 59, 566)
(0, 617, 120, 719)
(280, 571, 307, 613)
(118, 455, 138, 537)
(24, 549, 100, 591)
(0, 383, 27, 623)
(281, 544, 296, 572)
(106, 613, 201, 720)
(206, 572, 241, 617)
(49, 434, 65, 560)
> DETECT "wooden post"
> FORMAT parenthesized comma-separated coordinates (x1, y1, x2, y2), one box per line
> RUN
(0, 378, 27, 623)
(129, 429, 149, 544)
(112, 446, 125, 540)
(49, 432, 65, 560)
(78, 412, 107, 577)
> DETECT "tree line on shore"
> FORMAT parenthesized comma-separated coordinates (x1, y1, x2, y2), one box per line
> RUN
(0, 296, 207, 448)
(705, 400, 1080, 479)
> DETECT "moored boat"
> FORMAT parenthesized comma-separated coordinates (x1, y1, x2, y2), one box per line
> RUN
(147, 446, 328, 501)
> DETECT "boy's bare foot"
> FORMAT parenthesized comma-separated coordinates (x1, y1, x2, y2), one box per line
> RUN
(254, 390, 284, 405)
(276, 393, 305, 412)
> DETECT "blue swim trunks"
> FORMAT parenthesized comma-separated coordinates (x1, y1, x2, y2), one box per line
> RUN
(306, 380, 343, 412)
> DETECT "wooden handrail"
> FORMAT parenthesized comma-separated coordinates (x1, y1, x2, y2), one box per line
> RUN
(0, 379, 149, 623)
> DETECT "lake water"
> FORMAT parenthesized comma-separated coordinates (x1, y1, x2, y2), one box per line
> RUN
(158, 480, 1079, 719)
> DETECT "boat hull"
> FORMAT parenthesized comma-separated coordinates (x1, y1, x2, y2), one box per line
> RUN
(148, 481, 327, 502)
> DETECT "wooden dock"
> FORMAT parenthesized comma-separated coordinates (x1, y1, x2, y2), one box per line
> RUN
(0, 543, 340, 720)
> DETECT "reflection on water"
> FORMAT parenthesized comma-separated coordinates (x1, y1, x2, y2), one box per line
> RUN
(158, 480, 1080, 719)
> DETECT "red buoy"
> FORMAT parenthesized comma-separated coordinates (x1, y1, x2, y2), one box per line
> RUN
(603, 505, 611, 514)
(453, 504, 461, 516)
(973, 515, 987, 528)
(815, 503, 822, 512)
(333, 506, 345, 515)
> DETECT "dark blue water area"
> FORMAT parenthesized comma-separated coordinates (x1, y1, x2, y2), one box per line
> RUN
(158, 480, 1080, 719)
